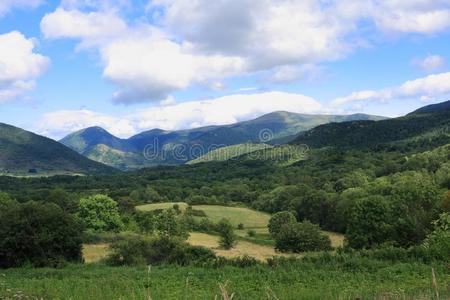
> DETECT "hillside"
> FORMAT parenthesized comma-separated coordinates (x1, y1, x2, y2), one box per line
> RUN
(60, 111, 385, 169)
(187, 143, 272, 165)
(292, 104, 450, 151)
(0, 123, 115, 175)
(409, 99, 450, 114)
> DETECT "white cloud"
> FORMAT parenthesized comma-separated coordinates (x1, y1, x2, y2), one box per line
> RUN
(331, 72, 450, 108)
(37, 109, 135, 139)
(373, 0, 450, 34)
(0, 31, 50, 103)
(102, 34, 246, 104)
(39, 1, 450, 104)
(153, 0, 354, 69)
(412, 54, 445, 72)
(41, 8, 246, 103)
(41, 8, 128, 47)
(37, 91, 323, 139)
(0, 0, 43, 17)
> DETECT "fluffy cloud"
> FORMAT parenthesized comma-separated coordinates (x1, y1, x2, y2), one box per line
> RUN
(0, 0, 43, 17)
(0, 31, 49, 103)
(40, 1, 450, 104)
(37, 109, 135, 139)
(38, 91, 323, 139)
(41, 8, 128, 47)
(153, 0, 354, 69)
(331, 72, 450, 107)
(373, 0, 450, 34)
(41, 8, 246, 103)
(102, 34, 246, 104)
(412, 54, 445, 72)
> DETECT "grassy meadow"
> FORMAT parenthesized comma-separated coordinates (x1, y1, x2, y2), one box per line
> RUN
(1, 261, 448, 299)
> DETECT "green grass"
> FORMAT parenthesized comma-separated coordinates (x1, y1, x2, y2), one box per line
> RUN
(193, 205, 270, 228)
(135, 203, 270, 229)
(187, 143, 273, 164)
(136, 202, 189, 212)
(1, 261, 448, 299)
(239, 144, 309, 166)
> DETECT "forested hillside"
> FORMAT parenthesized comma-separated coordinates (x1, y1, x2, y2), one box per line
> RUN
(0, 123, 115, 175)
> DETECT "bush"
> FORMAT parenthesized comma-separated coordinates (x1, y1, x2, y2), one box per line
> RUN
(422, 213, 450, 261)
(237, 223, 244, 230)
(275, 221, 332, 253)
(247, 229, 256, 237)
(0, 201, 83, 268)
(78, 194, 124, 232)
(106, 235, 216, 266)
(268, 211, 297, 238)
(217, 219, 237, 249)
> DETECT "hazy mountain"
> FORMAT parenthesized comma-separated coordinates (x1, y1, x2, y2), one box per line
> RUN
(60, 111, 386, 169)
(0, 123, 115, 175)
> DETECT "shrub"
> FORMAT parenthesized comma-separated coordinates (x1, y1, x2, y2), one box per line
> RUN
(0, 201, 83, 268)
(106, 235, 216, 266)
(268, 211, 297, 238)
(78, 194, 124, 232)
(0, 192, 16, 210)
(217, 219, 237, 249)
(275, 221, 332, 253)
(422, 213, 450, 261)
(237, 223, 245, 230)
(247, 229, 256, 237)
(155, 209, 188, 239)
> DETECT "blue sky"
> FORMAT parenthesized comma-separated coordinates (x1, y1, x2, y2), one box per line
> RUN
(1, 0, 450, 139)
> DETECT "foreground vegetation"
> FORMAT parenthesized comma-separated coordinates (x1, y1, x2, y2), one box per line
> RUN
(1, 255, 448, 300)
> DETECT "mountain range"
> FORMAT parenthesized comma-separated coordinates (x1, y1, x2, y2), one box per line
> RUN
(60, 111, 386, 169)
(1, 100, 448, 175)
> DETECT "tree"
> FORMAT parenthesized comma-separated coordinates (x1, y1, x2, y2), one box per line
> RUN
(129, 186, 161, 203)
(346, 196, 392, 249)
(422, 213, 450, 261)
(275, 221, 331, 253)
(47, 188, 78, 213)
(78, 194, 123, 232)
(217, 219, 236, 249)
(0, 192, 16, 211)
(0, 201, 83, 268)
(268, 211, 297, 238)
(156, 209, 188, 239)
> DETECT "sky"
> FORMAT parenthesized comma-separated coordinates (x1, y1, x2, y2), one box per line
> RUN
(1, 0, 450, 139)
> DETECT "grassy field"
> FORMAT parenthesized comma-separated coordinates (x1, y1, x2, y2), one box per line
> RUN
(187, 143, 273, 165)
(136, 202, 189, 212)
(135, 203, 271, 229)
(1, 262, 448, 299)
(192, 205, 270, 228)
(188, 232, 297, 261)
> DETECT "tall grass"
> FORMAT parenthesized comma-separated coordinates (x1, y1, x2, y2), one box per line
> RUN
(1, 257, 448, 299)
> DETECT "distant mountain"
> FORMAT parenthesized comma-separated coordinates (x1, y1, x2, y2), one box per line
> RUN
(0, 123, 115, 176)
(292, 100, 450, 151)
(60, 126, 130, 154)
(60, 111, 386, 169)
(409, 100, 450, 115)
